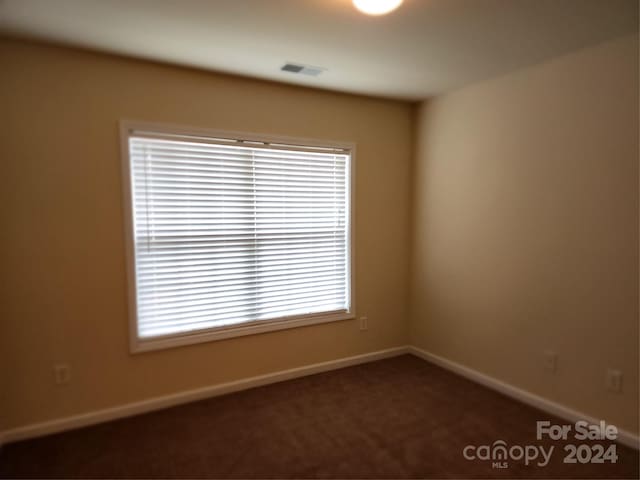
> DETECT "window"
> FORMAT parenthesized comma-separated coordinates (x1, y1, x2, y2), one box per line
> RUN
(121, 122, 354, 352)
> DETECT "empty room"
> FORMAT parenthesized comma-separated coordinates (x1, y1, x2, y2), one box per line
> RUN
(0, 0, 638, 478)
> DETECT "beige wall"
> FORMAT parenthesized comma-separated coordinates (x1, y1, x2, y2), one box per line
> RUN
(411, 34, 639, 433)
(0, 39, 412, 430)
(2, 32, 638, 436)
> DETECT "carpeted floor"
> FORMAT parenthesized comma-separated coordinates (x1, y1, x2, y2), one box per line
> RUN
(0, 354, 638, 479)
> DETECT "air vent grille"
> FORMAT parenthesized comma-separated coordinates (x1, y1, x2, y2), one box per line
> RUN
(281, 62, 326, 77)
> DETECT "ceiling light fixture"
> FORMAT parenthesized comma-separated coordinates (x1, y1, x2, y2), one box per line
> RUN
(353, 0, 403, 16)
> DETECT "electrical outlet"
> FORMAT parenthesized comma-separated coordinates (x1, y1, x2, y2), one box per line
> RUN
(53, 363, 71, 385)
(543, 351, 557, 372)
(359, 316, 368, 331)
(606, 369, 622, 393)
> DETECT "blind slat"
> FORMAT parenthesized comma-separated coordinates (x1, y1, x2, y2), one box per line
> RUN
(136, 272, 346, 296)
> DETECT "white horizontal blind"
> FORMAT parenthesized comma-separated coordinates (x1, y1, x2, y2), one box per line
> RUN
(128, 133, 350, 339)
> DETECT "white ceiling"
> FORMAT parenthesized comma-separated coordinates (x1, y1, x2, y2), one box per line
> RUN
(1, 0, 637, 100)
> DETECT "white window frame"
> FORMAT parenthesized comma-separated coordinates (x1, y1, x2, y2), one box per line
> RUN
(120, 120, 356, 353)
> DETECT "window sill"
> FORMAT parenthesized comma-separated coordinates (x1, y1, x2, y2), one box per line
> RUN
(130, 310, 355, 353)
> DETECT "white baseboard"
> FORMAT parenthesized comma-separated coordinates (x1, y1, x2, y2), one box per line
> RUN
(408, 346, 639, 450)
(0, 346, 409, 446)
(3, 345, 637, 452)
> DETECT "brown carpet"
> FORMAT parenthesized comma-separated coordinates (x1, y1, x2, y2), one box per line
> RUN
(1, 355, 638, 479)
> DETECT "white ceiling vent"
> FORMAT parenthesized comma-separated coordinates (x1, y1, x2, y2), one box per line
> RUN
(281, 62, 326, 77)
